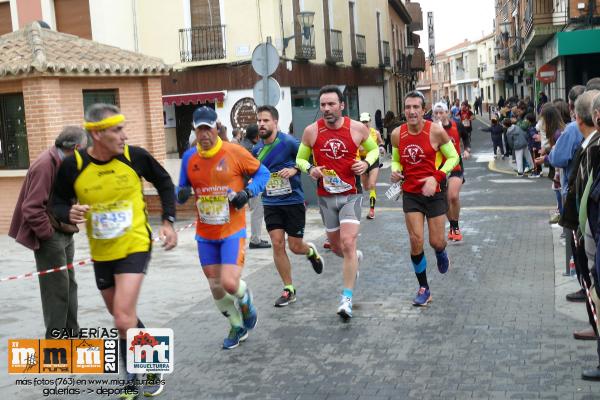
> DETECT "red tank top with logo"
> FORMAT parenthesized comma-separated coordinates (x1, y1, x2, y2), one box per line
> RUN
(313, 117, 359, 196)
(398, 120, 441, 194)
(442, 121, 462, 172)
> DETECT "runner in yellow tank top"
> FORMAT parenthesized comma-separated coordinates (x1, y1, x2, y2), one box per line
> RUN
(358, 113, 385, 219)
(52, 104, 177, 398)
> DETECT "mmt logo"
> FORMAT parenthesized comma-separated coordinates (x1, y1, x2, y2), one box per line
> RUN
(126, 329, 173, 373)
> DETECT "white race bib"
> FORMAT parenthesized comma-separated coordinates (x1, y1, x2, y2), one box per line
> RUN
(196, 195, 230, 225)
(385, 182, 402, 201)
(462, 119, 471, 127)
(91, 201, 133, 239)
(322, 169, 352, 194)
(266, 173, 292, 196)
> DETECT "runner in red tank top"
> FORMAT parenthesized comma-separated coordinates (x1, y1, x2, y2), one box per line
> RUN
(295, 85, 379, 321)
(390, 91, 459, 307)
(432, 102, 472, 242)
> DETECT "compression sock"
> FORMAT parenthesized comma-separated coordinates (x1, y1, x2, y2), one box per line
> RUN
(214, 293, 243, 328)
(284, 284, 295, 294)
(369, 189, 377, 208)
(411, 252, 428, 288)
(450, 220, 459, 229)
(234, 279, 247, 300)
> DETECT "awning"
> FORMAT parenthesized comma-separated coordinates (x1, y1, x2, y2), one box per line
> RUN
(162, 91, 226, 106)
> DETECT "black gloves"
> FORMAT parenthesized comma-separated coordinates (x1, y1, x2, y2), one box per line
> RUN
(177, 186, 192, 203)
(229, 188, 251, 209)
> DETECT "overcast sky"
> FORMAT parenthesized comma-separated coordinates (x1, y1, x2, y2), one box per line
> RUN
(416, 0, 495, 54)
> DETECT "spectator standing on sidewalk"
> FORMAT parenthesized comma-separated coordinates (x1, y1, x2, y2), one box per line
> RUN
(582, 89, 600, 381)
(561, 90, 600, 350)
(480, 117, 504, 158)
(242, 124, 271, 249)
(9, 126, 87, 339)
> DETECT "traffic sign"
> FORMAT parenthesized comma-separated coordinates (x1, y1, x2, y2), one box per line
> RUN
(253, 77, 281, 106)
(536, 63, 557, 84)
(251, 42, 279, 77)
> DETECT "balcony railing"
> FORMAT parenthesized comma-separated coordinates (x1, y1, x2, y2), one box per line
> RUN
(381, 41, 390, 67)
(295, 26, 316, 60)
(396, 50, 410, 75)
(329, 29, 343, 63)
(354, 34, 366, 65)
(179, 25, 226, 62)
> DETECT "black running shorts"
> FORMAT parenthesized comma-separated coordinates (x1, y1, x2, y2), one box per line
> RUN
(263, 203, 306, 238)
(402, 191, 448, 218)
(449, 170, 465, 184)
(93, 252, 151, 290)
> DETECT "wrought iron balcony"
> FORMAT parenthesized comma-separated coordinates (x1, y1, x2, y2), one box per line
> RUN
(328, 29, 344, 63)
(396, 50, 410, 75)
(381, 41, 390, 67)
(179, 25, 226, 62)
(295, 26, 316, 60)
(354, 34, 366, 65)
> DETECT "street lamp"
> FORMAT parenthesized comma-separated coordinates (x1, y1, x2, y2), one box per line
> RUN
(405, 45, 416, 56)
(500, 21, 511, 41)
(283, 11, 315, 49)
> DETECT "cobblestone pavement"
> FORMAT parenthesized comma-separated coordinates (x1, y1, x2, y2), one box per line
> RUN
(1, 118, 599, 399)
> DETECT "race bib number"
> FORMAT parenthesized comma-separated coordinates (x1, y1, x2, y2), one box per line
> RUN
(196, 195, 230, 225)
(385, 182, 402, 201)
(266, 173, 292, 196)
(322, 169, 352, 194)
(462, 119, 471, 127)
(91, 201, 133, 239)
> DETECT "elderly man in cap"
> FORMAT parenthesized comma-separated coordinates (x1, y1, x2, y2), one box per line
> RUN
(10, 126, 88, 339)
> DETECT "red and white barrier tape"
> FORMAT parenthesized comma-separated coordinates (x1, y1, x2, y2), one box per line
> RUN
(0, 221, 197, 283)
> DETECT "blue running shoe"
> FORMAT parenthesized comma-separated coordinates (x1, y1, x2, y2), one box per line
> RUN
(337, 296, 353, 320)
(412, 287, 432, 306)
(436, 250, 449, 274)
(143, 373, 164, 397)
(239, 289, 258, 330)
(223, 326, 248, 349)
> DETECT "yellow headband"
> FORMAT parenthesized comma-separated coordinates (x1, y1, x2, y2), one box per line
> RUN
(83, 114, 125, 131)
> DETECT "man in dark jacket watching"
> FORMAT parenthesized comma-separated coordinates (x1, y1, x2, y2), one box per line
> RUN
(9, 126, 87, 338)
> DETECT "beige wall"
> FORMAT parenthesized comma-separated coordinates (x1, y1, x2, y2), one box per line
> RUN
(137, 0, 185, 64)
(89, 0, 136, 52)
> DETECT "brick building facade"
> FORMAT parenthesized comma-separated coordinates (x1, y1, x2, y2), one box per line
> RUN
(0, 22, 170, 233)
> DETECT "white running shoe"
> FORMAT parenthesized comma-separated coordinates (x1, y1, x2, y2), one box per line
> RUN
(337, 296, 353, 320)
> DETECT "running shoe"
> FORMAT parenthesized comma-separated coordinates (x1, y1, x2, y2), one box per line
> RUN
(143, 373, 164, 397)
(367, 208, 375, 219)
(306, 242, 324, 274)
(452, 228, 463, 242)
(337, 296, 353, 320)
(118, 373, 139, 399)
(412, 287, 432, 306)
(274, 288, 296, 307)
(222, 326, 248, 349)
(323, 239, 331, 249)
(447, 227, 455, 240)
(436, 250, 450, 274)
(238, 289, 258, 330)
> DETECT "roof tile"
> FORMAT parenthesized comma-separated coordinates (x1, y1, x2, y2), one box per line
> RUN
(0, 21, 170, 78)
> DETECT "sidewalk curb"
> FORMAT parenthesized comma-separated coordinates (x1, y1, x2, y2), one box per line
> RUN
(488, 159, 516, 175)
